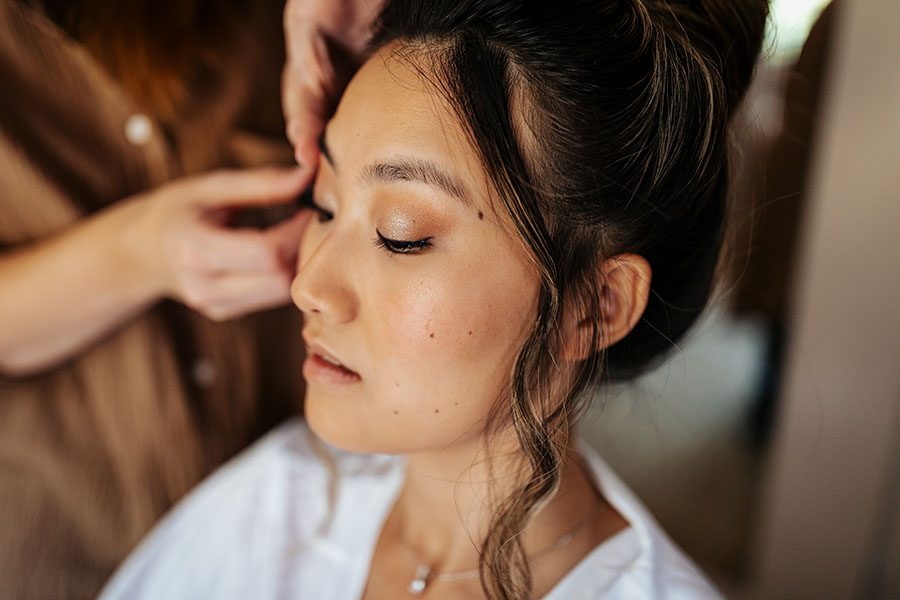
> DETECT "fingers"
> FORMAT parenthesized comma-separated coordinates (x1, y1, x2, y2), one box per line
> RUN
(188, 166, 313, 210)
(182, 271, 294, 322)
(282, 0, 382, 165)
(165, 207, 312, 320)
(286, 104, 326, 168)
(172, 207, 311, 275)
(183, 227, 284, 273)
(157, 167, 314, 319)
(283, 30, 335, 166)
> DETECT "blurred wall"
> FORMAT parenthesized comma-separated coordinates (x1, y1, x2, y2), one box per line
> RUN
(748, 0, 900, 598)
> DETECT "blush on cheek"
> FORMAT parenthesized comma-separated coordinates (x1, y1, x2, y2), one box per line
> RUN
(383, 280, 526, 367)
(382, 284, 447, 354)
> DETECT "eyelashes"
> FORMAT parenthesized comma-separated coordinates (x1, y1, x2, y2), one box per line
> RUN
(303, 195, 433, 256)
(374, 232, 433, 255)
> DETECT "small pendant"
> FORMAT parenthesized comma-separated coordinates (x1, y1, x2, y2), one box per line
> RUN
(408, 565, 432, 595)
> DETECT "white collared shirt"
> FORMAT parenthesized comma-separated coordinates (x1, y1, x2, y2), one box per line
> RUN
(100, 419, 723, 599)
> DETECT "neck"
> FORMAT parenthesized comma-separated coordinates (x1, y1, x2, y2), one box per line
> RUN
(388, 427, 603, 577)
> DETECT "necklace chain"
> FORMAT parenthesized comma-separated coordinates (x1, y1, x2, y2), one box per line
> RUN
(405, 499, 605, 595)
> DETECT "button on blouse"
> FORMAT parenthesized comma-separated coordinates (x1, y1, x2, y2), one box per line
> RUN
(124, 113, 153, 146)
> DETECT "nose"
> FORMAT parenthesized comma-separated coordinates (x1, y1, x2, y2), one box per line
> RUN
(291, 227, 358, 323)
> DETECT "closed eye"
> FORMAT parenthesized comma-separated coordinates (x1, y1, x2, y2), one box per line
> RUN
(374, 230, 433, 255)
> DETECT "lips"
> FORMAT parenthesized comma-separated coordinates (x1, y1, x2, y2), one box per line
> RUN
(302, 338, 361, 384)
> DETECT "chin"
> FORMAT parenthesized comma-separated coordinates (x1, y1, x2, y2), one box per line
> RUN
(303, 394, 405, 456)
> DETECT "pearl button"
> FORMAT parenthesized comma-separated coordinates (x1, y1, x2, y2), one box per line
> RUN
(191, 357, 218, 388)
(124, 113, 153, 146)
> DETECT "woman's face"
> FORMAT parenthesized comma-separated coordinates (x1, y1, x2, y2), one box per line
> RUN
(291, 45, 540, 455)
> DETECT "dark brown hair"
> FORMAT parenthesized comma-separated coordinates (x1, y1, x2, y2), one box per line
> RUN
(371, 0, 768, 597)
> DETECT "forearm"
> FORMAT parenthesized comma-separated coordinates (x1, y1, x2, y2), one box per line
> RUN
(0, 197, 161, 376)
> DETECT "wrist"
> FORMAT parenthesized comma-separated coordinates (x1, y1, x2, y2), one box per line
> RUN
(97, 193, 170, 305)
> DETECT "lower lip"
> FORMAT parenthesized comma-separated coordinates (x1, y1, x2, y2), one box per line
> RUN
(303, 354, 362, 385)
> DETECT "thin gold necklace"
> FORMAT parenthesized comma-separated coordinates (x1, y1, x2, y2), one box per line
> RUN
(404, 499, 605, 595)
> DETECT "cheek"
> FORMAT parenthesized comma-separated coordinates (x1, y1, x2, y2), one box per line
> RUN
(376, 259, 538, 382)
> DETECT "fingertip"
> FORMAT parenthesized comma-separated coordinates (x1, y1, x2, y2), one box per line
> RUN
(286, 163, 308, 179)
(261, 166, 303, 194)
(295, 138, 320, 169)
(278, 163, 313, 188)
(285, 118, 302, 148)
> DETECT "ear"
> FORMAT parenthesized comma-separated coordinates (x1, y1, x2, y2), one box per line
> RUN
(562, 253, 651, 361)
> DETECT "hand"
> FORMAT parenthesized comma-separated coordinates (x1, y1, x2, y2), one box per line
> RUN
(282, 0, 383, 167)
(131, 167, 314, 321)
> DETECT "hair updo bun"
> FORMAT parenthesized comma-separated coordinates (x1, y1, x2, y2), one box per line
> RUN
(371, 0, 768, 596)
(593, 0, 769, 380)
(664, 0, 771, 112)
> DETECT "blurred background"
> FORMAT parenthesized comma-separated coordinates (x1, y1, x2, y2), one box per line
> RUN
(579, 0, 900, 598)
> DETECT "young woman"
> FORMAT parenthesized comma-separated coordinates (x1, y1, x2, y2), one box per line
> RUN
(100, 0, 768, 598)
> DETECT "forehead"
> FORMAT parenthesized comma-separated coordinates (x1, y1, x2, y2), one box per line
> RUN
(326, 44, 489, 197)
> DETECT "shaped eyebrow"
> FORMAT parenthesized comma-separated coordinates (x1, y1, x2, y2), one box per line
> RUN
(318, 129, 472, 206)
(362, 158, 471, 205)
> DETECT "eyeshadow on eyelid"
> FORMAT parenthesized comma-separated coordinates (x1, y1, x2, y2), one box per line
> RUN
(378, 205, 445, 239)
(386, 212, 418, 231)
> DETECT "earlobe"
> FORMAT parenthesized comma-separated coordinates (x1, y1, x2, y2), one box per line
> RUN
(561, 253, 651, 361)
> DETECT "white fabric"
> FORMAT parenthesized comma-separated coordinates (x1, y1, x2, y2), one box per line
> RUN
(100, 419, 723, 599)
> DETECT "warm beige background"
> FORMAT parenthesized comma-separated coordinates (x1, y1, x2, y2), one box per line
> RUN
(582, 1, 900, 598)
(745, 0, 900, 597)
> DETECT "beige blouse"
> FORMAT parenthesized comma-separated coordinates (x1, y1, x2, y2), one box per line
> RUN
(0, 1, 305, 598)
